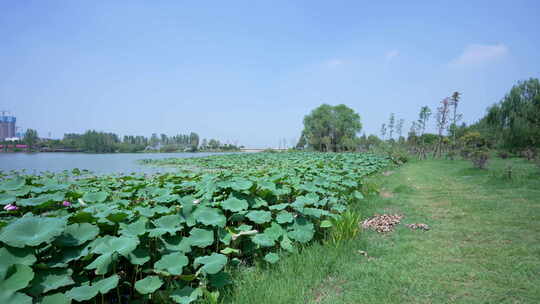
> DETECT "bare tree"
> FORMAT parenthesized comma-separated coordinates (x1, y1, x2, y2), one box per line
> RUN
(380, 123, 387, 140)
(396, 118, 405, 140)
(388, 113, 395, 140)
(433, 97, 451, 158)
(449, 91, 462, 147)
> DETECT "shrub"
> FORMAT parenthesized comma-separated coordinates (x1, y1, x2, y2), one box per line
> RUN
(384, 146, 409, 165)
(460, 148, 472, 159)
(497, 151, 510, 159)
(446, 150, 457, 160)
(522, 148, 536, 161)
(471, 150, 490, 169)
(327, 210, 361, 247)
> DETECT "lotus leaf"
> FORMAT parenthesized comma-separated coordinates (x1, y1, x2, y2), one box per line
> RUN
(320, 220, 333, 228)
(128, 247, 151, 265)
(149, 215, 184, 237)
(0, 247, 36, 275)
(264, 222, 284, 241)
(154, 252, 189, 275)
(160, 235, 192, 253)
(208, 271, 233, 288)
(85, 253, 114, 275)
(353, 190, 364, 200)
(0, 193, 16, 205)
(119, 218, 148, 237)
(221, 196, 248, 212)
(258, 181, 277, 194)
(82, 191, 108, 203)
(18, 194, 60, 207)
(54, 223, 99, 247)
(188, 228, 214, 248)
(237, 224, 253, 231)
(135, 276, 163, 294)
(28, 269, 74, 295)
(93, 274, 119, 293)
(48, 244, 89, 268)
(92, 235, 139, 257)
(0, 291, 32, 304)
(0, 215, 67, 248)
(170, 286, 202, 304)
(41, 293, 70, 304)
(264, 252, 280, 264)
(224, 178, 253, 191)
(268, 203, 289, 210)
(280, 235, 295, 252)
(288, 217, 315, 243)
(276, 211, 294, 224)
(0, 176, 25, 191)
(194, 253, 227, 275)
(246, 210, 272, 224)
(193, 206, 226, 227)
(11, 185, 31, 196)
(154, 194, 178, 203)
(252, 233, 275, 247)
(66, 285, 98, 302)
(302, 207, 330, 218)
(220, 247, 240, 255)
(134, 207, 156, 218)
(0, 264, 34, 292)
(251, 197, 268, 208)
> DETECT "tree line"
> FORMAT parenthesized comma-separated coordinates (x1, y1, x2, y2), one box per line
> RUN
(9, 129, 241, 153)
(296, 77, 539, 169)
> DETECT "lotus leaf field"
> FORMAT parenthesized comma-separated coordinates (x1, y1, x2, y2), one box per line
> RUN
(0, 152, 389, 303)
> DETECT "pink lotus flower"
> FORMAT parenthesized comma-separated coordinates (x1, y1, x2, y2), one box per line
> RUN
(3, 204, 18, 211)
(62, 201, 72, 207)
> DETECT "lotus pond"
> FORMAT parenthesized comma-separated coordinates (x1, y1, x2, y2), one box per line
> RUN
(0, 152, 389, 303)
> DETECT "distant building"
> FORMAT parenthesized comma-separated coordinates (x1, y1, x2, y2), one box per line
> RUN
(0, 112, 16, 141)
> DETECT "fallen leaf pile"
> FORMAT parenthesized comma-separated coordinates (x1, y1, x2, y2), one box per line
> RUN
(362, 214, 403, 233)
(405, 223, 430, 231)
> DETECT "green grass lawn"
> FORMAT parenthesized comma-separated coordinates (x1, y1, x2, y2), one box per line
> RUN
(223, 157, 540, 304)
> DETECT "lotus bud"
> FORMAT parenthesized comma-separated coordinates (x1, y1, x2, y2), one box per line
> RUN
(3, 203, 18, 211)
(193, 199, 200, 205)
(62, 201, 72, 207)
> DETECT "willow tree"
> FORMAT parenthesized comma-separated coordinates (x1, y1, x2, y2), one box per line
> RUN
(302, 104, 362, 152)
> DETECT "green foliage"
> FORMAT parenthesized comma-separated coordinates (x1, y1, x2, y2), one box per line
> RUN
(302, 104, 362, 152)
(327, 210, 361, 246)
(0, 152, 388, 303)
(22, 129, 39, 150)
(470, 150, 490, 169)
(480, 78, 540, 150)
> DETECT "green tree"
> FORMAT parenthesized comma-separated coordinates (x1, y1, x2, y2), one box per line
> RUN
(189, 132, 200, 151)
(484, 78, 540, 150)
(296, 131, 307, 150)
(302, 104, 362, 152)
(23, 129, 39, 150)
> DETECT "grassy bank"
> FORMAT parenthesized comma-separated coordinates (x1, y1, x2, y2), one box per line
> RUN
(224, 157, 540, 303)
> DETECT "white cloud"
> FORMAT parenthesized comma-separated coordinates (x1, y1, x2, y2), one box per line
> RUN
(385, 50, 399, 62)
(450, 43, 508, 66)
(325, 59, 344, 68)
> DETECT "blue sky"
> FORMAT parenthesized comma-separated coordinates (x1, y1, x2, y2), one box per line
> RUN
(1, 1, 539, 148)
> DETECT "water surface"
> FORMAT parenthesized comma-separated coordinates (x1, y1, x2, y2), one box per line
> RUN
(0, 152, 228, 174)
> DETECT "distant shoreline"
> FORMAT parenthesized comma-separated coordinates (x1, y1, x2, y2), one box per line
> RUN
(0, 150, 242, 154)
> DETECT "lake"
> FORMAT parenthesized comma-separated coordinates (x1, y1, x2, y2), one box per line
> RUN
(0, 152, 231, 174)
